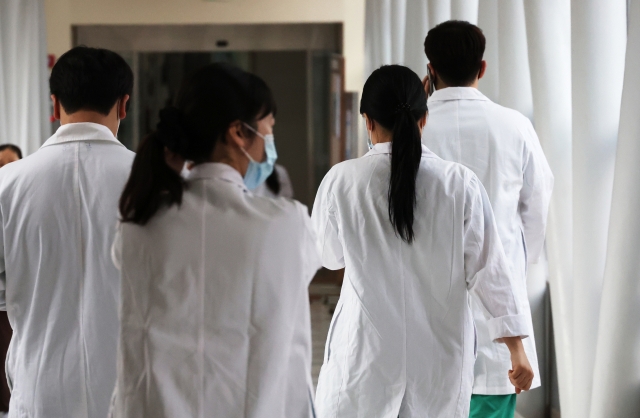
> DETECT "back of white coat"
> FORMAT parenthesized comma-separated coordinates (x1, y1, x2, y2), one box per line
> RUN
(0, 123, 134, 418)
(110, 163, 321, 418)
(422, 87, 554, 394)
(312, 143, 530, 418)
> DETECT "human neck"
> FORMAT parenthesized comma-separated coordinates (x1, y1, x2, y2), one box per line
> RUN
(210, 143, 249, 177)
(60, 109, 120, 136)
(436, 79, 479, 91)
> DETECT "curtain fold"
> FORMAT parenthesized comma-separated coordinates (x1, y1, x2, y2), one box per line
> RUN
(570, 1, 627, 417)
(427, 0, 451, 29)
(403, 0, 429, 77)
(450, 0, 478, 23)
(495, 0, 533, 119)
(590, 1, 640, 416)
(523, 1, 574, 416)
(0, 0, 49, 155)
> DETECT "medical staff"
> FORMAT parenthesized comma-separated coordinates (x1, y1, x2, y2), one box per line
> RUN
(0, 47, 135, 417)
(312, 65, 534, 418)
(422, 21, 554, 418)
(110, 63, 320, 417)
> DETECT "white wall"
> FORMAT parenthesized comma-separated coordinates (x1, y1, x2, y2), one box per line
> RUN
(44, 0, 366, 91)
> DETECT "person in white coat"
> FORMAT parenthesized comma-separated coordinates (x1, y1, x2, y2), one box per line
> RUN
(0, 46, 135, 417)
(312, 65, 534, 418)
(422, 21, 554, 418)
(109, 63, 320, 417)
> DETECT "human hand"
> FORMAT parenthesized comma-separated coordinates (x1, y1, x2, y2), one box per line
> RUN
(502, 337, 534, 394)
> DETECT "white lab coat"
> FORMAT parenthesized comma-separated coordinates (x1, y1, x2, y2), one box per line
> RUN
(312, 143, 530, 418)
(109, 163, 321, 418)
(422, 87, 553, 394)
(253, 164, 294, 198)
(0, 123, 134, 417)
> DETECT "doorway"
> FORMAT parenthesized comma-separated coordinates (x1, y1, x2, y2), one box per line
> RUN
(74, 23, 344, 207)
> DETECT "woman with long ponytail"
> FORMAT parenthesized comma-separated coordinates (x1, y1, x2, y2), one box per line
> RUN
(312, 65, 534, 417)
(111, 63, 321, 417)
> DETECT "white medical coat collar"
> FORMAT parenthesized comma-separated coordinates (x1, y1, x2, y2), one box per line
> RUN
(41, 122, 125, 149)
(364, 142, 436, 159)
(187, 162, 247, 191)
(428, 86, 490, 104)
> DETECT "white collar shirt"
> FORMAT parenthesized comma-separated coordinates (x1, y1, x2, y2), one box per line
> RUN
(0, 122, 135, 417)
(109, 162, 321, 418)
(423, 87, 554, 394)
(312, 142, 530, 417)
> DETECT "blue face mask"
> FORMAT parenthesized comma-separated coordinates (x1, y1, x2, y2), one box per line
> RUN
(241, 123, 278, 190)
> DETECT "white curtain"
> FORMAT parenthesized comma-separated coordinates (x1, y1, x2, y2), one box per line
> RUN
(365, 1, 640, 417)
(590, 1, 640, 416)
(0, 0, 50, 155)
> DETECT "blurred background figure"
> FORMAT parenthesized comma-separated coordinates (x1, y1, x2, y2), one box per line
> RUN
(0, 143, 21, 418)
(0, 146, 22, 168)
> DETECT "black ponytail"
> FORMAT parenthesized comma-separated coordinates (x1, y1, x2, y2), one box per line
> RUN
(360, 65, 428, 243)
(119, 63, 277, 225)
(119, 131, 184, 225)
(265, 168, 281, 195)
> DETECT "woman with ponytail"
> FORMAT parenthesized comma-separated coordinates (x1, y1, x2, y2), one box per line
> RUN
(312, 65, 533, 417)
(110, 63, 321, 418)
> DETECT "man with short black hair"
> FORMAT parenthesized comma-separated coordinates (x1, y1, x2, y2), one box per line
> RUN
(422, 20, 554, 418)
(0, 46, 135, 418)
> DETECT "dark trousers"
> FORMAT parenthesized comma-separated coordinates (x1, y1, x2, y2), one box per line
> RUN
(0, 312, 11, 412)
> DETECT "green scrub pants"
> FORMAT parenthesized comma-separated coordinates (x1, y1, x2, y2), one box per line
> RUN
(469, 394, 517, 418)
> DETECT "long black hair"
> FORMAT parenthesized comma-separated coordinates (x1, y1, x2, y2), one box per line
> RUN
(360, 65, 428, 244)
(119, 63, 276, 225)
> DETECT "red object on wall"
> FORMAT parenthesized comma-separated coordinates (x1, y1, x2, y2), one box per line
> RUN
(48, 54, 56, 69)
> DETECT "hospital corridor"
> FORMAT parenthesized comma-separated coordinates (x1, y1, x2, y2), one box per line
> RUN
(0, 0, 639, 417)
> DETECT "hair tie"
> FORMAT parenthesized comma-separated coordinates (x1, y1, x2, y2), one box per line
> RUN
(156, 107, 189, 153)
(394, 102, 411, 114)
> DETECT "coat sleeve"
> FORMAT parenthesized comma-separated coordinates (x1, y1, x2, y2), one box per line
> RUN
(519, 121, 554, 263)
(464, 174, 530, 341)
(311, 170, 345, 270)
(284, 203, 320, 417)
(245, 204, 317, 417)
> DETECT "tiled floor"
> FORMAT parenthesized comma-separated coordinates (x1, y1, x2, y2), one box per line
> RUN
(310, 300, 333, 387)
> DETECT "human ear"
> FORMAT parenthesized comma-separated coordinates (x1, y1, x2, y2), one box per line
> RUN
(225, 120, 247, 149)
(478, 60, 487, 80)
(119, 95, 130, 119)
(51, 95, 61, 120)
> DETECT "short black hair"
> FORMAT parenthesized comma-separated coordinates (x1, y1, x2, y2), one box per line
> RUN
(0, 144, 23, 159)
(49, 46, 134, 115)
(424, 20, 486, 87)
